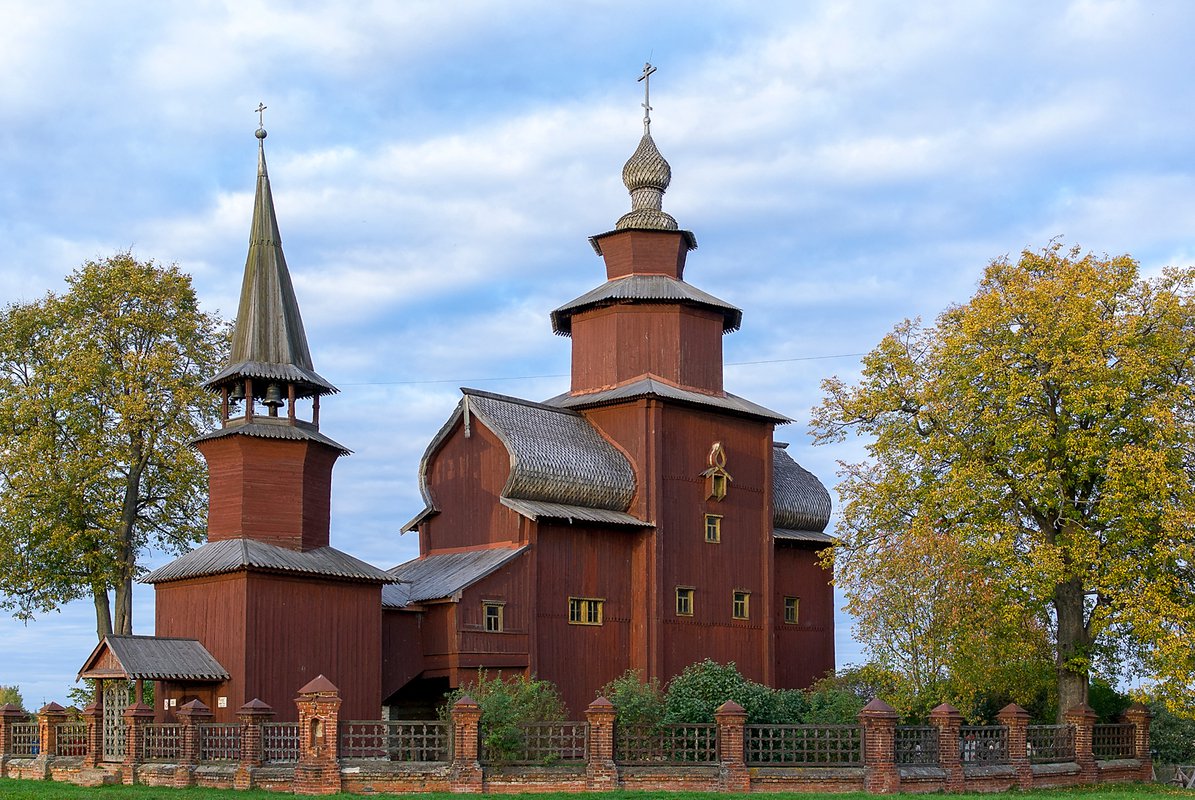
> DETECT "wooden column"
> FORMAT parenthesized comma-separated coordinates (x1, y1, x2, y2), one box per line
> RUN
(859, 698, 899, 794)
(173, 699, 212, 788)
(449, 695, 483, 793)
(715, 700, 749, 792)
(585, 697, 618, 791)
(997, 702, 1032, 789)
(929, 702, 964, 792)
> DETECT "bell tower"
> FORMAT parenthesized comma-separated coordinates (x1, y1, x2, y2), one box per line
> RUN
(195, 121, 348, 552)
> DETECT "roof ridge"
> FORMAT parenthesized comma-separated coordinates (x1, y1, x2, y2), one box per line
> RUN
(461, 387, 582, 416)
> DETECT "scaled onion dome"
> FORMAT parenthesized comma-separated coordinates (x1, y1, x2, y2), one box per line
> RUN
(615, 134, 679, 232)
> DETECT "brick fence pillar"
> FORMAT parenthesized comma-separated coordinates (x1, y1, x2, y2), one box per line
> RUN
(930, 702, 964, 792)
(1122, 702, 1153, 782)
(1065, 704, 1097, 784)
(585, 697, 618, 791)
(715, 700, 749, 792)
(449, 695, 483, 793)
(0, 704, 28, 774)
(294, 675, 342, 796)
(174, 698, 212, 788)
(997, 702, 1031, 789)
(860, 698, 899, 794)
(81, 702, 103, 769)
(38, 702, 67, 758)
(235, 698, 274, 790)
(120, 700, 154, 785)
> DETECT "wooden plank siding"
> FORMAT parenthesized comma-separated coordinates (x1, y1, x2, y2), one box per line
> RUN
(773, 542, 836, 688)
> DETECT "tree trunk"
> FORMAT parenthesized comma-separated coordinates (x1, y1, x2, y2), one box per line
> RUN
(113, 574, 134, 635)
(1053, 577, 1090, 722)
(92, 586, 112, 640)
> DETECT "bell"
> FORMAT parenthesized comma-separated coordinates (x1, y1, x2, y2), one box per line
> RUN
(229, 382, 245, 401)
(263, 383, 284, 415)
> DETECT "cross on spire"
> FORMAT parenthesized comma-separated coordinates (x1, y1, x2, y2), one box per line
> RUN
(255, 102, 267, 130)
(638, 62, 656, 135)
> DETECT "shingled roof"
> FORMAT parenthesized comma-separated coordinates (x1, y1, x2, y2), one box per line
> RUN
(78, 635, 229, 682)
(191, 417, 351, 455)
(142, 537, 393, 584)
(546, 376, 790, 423)
(772, 443, 833, 538)
(383, 546, 527, 608)
(404, 389, 638, 531)
(550, 274, 741, 335)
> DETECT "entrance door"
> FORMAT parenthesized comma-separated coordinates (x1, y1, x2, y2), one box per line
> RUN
(102, 681, 128, 762)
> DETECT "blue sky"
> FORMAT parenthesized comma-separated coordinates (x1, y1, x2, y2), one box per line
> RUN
(3, 0, 1195, 706)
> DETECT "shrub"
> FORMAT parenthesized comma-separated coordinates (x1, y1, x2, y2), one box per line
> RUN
(598, 670, 665, 728)
(1149, 700, 1195, 765)
(663, 659, 807, 724)
(440, 671, 565, 764)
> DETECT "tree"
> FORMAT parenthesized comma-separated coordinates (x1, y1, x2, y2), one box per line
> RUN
(812, 243, 1195, 719)
(0, 685, 24, 710)
(0, 253, 226, 638)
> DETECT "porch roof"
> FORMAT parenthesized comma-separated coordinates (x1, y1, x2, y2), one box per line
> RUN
(77, 635, 229, 682)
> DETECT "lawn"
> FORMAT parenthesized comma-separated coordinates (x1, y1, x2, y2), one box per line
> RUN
(0, 779, 1191, 800)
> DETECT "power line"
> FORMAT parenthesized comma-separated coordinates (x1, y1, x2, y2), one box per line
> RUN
(338, 351, 866, 387)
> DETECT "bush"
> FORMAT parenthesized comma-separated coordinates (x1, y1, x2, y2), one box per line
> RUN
(598, 670, 664, 728)
(1149, 700, 1195, 765)
(662, 659, 807, 724)
(440, 671, 565, 764)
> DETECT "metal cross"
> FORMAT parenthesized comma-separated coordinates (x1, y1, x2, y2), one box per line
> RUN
(255, 102, 267, 130)
(638, 62, 656, 134)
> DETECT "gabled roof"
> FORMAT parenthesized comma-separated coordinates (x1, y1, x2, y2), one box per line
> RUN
(142, 537, 393, 584)
(203, 130, 336, 399)
(772, 443, 832, 533)
(383, 546, 527, 609)
(405, 389, 638, 531)
(78, 635, 229, 682)
(546, 376, 790, 424)
(550, 274, 741, 335)
(191, 416, 351, 455)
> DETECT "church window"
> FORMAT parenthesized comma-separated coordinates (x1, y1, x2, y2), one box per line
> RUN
(568, 597, 603, 625)
(704, 514, 722, 543)
(676, 587, 694, 616)
(784, 597, 800, 624)
(733, 590, 750, 620)
(483, 602, 504, 632)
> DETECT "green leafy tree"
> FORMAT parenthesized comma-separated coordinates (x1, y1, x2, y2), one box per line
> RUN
(0, 685, 24, 710)
(812, 243, 1195, 718)
(440, 672, 566, 764)
(0, 253, 226, 638)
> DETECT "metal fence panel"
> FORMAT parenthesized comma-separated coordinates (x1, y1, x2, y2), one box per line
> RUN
(199, 722, 241, 762)
(1093, 723, 1134, 759)
(959, 725, 1008, 765)
(616, 724, 718, 765)
(1027, 724, 1075, 763)
(340, 720, 450, 762)
(263, 721, 300, 763)
(894, 726, 939, 765)
(56, 722, 88, 757)
(482, 722, 587, 764)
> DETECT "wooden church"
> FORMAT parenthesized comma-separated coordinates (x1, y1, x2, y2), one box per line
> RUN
(79, 73, 835, 724)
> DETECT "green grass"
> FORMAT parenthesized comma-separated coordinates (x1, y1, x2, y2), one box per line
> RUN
(0, 780, 1190, 799)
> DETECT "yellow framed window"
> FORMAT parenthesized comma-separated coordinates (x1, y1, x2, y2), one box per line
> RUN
(704, 514, 722, 543)
(784, 596, 800, 624)
(733, 590, 750, 620)
(568, 597, 603, 625)
(483, 602, 503, 632)
(676, 587, 694, 616)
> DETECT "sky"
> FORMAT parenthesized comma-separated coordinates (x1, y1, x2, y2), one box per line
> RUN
(2, 0, 1195, 707)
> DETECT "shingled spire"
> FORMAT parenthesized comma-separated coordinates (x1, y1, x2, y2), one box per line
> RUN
(204, 124, 337, 407)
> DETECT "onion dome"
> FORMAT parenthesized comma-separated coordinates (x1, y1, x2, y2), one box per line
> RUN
(615, 134, 678, 232)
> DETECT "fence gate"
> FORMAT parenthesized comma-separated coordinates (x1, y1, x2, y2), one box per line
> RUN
(102, 681, 128, 762)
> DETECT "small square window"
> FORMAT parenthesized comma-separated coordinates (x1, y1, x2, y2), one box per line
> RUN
(568, 597, 603, 625)
(676, 587, 694, 616)
(704, 514, 722, 543)
(784, 597, 800, 625)
(733, 590, 750, 620)
(483, 602, 503, 632)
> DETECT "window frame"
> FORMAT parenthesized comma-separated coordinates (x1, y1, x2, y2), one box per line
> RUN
(483, 601, 504, 632)
(568, 596, 604, 626)
(783, 596, 800, 625)
(732, 590, 750, 620)
(704, 513, 722, 543)
(675, 586, 695, 617)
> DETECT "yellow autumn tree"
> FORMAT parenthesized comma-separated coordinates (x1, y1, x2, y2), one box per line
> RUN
(0, 253, 227, 638)
(812, 242, 1195, 718)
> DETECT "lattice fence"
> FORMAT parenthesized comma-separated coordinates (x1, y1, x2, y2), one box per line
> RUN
(745, 724, 862, 766)
(482, 722, 587, 764)
(959, 726, 1008, 765)
(199, 723, 241, 762)
(340, 720, 450, 761)
(263, 722, 300, 763)
(1092, 723, 1135, 759)
(10, 722, 38, 756)
(894, 726, 939, 765)
(56, 722, 88, 757)
(144, 723, 181, 762)
(1027, 724, 1075, 763)
(616, 724, 718, 764)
